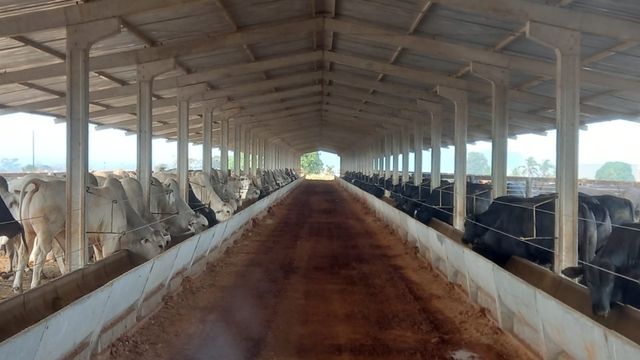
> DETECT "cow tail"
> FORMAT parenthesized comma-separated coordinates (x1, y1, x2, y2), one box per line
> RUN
(18, 178, 44, 252)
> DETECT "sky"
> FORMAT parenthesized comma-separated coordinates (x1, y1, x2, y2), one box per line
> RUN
(0, 113, 639, 179)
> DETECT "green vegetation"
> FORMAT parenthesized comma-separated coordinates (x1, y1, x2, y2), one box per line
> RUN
(595, 161, 635, 182)
(467, 152, 490, 175)
(300, 152, 324, 174)
(511, 157, 555, 178)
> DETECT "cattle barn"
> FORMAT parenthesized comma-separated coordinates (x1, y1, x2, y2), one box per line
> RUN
(0, 0, 640, 359)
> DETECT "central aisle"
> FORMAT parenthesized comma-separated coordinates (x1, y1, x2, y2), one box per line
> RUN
(110, 180, 536, 360)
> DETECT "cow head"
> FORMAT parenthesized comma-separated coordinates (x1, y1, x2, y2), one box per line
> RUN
(214, 202, 234, 222)
(563, 260, 617, 317)
(123, 230, 165, 260)
(189, 213, 209, 233)
(461, 215, 478, 244)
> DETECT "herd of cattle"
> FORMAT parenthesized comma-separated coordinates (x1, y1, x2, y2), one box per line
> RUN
(344, 171, 640, 317)
(0, 168, 298, 293)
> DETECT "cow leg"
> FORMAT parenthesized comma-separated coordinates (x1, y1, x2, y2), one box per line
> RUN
(52, 238, 66, 275)
(30, 231, 53, 289)
(11, 236, 30, 293)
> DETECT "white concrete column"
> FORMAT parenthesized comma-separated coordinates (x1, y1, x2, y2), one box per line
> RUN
(392, 131, 400, 185)
(177, 83, 207, 201)
(243, 128, 251, 175)
(136, 59, 175, 212)
(219, 115, 229, 178)
(234, 124, 241, 175)
(65, 18, 120, 271)
(471, 62, 509, 198)
(527, 21, 581, 272)
(252, 134, 259, 175)
(402, 127, 410, 183)
(419, 101, 442, 190)
(385, 133, 392, 179)
(437, 86, 468, 231)
(261, 139, 267, 169)
(201, 101, 220, 178)
(414, 116, 424, 186)
(379, 137, 385, 176)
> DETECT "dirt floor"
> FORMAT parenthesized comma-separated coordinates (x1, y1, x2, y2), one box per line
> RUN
(0, 254, 60, 300)
(110, 180, 538, 360)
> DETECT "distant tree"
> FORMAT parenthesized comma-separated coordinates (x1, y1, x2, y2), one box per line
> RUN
(325, 164, 335, 175)
(595, 162, 635, 182)
(539, 159, 555, 177)
(513, 157, 541, 177)
(467, 152, 490, 175)
(0, 158, 21, 172)
(300, 152, 323, 174)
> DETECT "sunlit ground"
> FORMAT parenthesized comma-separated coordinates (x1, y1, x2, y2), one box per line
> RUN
(305, 173, 335, 181)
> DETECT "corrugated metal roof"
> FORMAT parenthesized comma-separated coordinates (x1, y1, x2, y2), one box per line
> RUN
(0, 0, 638, 152)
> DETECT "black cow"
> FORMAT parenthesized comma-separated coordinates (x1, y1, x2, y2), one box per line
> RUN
(0, 196, 23, 255)
(414, 183, 492, 225)
(465, 193, 602, 266)
(563, 223, 640, 317)
(592, 195, 635, 226)
(579, 193, 612, 252)
(188, 184, 217, 228)
(393, 182, 431, 216)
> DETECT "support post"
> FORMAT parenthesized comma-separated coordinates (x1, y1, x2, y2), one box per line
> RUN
(527, 21, 581, 273)
(201, 101, 220, 178)
(392, 131, 400, 185)
(418, 100, 442, 190)
(219, 115, 229, 178)
(436, 86, 468, 231)
(402, 127, 410, 183)
(137, 59, 175, 210)
(65, 18, 120, 271)
(234, 124, 241, 175)
(252, 134, 259, 175)
(385, 133, 392, 180)
(177, 83, 207, 201)
(471, 62, 509, 198)
(414, 116, 424, 186)
(243, 128, 251, 175)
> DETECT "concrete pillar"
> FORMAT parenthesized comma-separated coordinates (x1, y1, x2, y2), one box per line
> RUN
(220, 115, 229, 178)
(262, 139, 267, 169)
(65, 18, 120, 271)
(201, 101, 219, 178)
(527, 21, 581, 273)
(385, 133, 392, 179)
(437, 86, 468, 231)
(252, 134, 259, 175)
(419, 100, 443, 190)
(392, 131, 400, 185)
(402, 127, 410, 183)
(414, 116, 424, 186)
(234, 124, 241, 175)
(471, 62, 509, 198)
(136, 59, 175, 212)
(177, 83, 207, 201)
(243, 128, 251, 175)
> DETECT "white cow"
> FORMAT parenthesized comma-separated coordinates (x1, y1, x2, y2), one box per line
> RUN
(189, 172, 234, 222)
(13, 177, 165, 292)
(162, 178, 208, 234)
(121, 177, 172, 244)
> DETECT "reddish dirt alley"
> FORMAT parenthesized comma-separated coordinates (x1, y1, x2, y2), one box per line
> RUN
(110, 180, 537, 360)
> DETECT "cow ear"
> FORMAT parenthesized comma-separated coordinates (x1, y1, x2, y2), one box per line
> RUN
(562, 266, 583, 279)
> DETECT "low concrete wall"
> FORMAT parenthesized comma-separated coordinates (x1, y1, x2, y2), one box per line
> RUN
(0, 178, 302, 360)
(339, 179, 640, 360)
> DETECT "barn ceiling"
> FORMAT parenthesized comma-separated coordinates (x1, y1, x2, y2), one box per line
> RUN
(0, 0, 639, 154)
